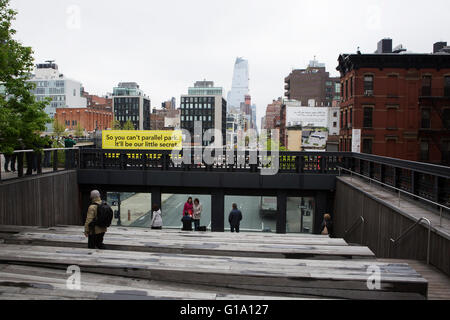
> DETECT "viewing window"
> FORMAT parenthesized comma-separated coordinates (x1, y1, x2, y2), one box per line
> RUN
(363, 107, 373, 128)
(364, 75, 374, 96)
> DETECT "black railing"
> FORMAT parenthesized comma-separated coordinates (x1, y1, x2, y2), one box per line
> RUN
(0, 148, 79, 182)
(79, 148, 352, 174)
(349, 153, 450, 207)
(4, 148, 450, 208)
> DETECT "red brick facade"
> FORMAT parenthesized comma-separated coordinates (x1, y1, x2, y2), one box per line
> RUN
(55, 107, 113, 132)
(55, 93, 113, 132)
(337, 54, 450, 165)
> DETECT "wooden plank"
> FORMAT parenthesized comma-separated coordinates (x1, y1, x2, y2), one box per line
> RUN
(0, 264, 309, 300)
(6, 231, 375, 259)
(0, 244, 428, 300)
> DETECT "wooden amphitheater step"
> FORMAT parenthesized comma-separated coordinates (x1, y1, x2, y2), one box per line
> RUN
(0, 244, 427, 300)
(4, 228, 374, 260)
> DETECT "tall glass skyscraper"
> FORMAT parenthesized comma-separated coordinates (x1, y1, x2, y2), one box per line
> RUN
(227, 57, 249, 112)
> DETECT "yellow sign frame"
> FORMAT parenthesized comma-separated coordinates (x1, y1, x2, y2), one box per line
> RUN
(102, 130, 183, 150)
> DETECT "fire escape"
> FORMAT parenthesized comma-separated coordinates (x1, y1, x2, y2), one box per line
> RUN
(418, 85, 450, 165)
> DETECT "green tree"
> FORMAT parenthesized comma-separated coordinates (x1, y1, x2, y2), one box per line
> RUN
(74, 123, 84, 137)
(53, 118, 65, 138)
(122, 120, 135, 130)
(112, 118, 122, 130)
(0, 0, 51, 154)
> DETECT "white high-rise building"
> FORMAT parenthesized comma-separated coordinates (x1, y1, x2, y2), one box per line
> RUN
(227, 57, 249, 112)
(29, 62, 87, 131)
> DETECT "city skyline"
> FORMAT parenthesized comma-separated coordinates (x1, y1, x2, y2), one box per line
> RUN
(10, 0, 450, 128)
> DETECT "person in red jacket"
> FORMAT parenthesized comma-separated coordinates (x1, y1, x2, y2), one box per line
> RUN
(183, 197, 194, 217)
(182, 197, 194, 230)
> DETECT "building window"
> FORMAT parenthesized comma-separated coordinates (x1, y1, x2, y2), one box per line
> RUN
(364, 75, 374, 96)
(422, 76, 432, 96)
(333, 122, 337, 128)
(445, 76, 450, 97)
(387, 107, 397, 129)
(362, 139, 373, 154)
(442, 141, 450, 164)
(345, 79, 349, 100)
(350, 77, 353, 98)
(421, 109, 431, 129)
(420, 141, 429, 161)
(387, 75, 398, 96)
(443, 109, 450, 129)
(363, 107, 373, 128)
(349, 108, 353, 127)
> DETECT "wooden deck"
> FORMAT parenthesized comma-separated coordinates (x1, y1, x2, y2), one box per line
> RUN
(0, 225, 430, 300)
(0, 244, 427, 300)
(0, 264, 308, 300)
(2, 226, 373, 260)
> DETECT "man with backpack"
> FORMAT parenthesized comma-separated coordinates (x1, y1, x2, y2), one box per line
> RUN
(84, 190, 113, 249)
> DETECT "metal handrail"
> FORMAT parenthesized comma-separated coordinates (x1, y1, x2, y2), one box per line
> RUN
(0, 147, 79, 155)
(344, 216, 365, 244)
(390, 217, 431, 265)
(339, 167, 449, 226)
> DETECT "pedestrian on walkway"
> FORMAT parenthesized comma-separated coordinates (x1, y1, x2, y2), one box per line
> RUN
(228, 203, 243, 233)
(320, 213, 334, 237)
(181, 211, 193, 231)
(84, 190, 108, 249)
(183, 197, 194, 218)
(151, 204, 163, 230)
(192, 198, 203, 231)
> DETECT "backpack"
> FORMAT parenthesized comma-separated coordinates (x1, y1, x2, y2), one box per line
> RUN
(94, 202, 113, 228)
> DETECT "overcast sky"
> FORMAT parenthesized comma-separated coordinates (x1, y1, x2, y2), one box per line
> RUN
(10, 0, 450, 126)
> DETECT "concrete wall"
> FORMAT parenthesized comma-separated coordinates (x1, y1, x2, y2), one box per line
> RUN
(0, 171, 82, 227)
(334, 178, 450, 276)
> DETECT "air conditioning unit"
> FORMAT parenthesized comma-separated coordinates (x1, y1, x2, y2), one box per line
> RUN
(364, 90, 374, 96)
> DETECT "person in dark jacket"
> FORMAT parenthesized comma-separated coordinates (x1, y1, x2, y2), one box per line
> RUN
(320, 213, 334, 237)
(181, 211, 193, 231)
(64, 135, 77, 169)
(228, 203, 243, 233)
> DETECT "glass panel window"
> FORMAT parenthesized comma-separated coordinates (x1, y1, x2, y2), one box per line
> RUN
(420, 141, 429, 161)
(362, 139, 373, 154)
(422, 76, 432, 96)
(445, 76, 450, 97)
(364, 75, 374, 96)
(421, 109, 431, 129)
(363, 107, 373, 128)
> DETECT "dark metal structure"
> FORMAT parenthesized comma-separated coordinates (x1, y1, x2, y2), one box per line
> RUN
(75, 149, 450, 234)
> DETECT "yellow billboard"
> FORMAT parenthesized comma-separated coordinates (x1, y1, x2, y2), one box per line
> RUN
(102, 130, 183, 150)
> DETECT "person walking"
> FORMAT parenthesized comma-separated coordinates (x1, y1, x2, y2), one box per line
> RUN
(320, 213, 334, 237)
(151, 204, 163, 230)
(228, 203, 243, 233)
(192, 198, 203, 231)
(84, 190, 108, 249)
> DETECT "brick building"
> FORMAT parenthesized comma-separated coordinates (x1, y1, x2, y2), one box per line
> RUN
(264, 98, 283, 130)
(337, 41, 450, 165)
(55, 107, 113, 132)
(150, 108, 180, 130)
(285, 59, 340, 107)
(55, 92, 113, 132)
